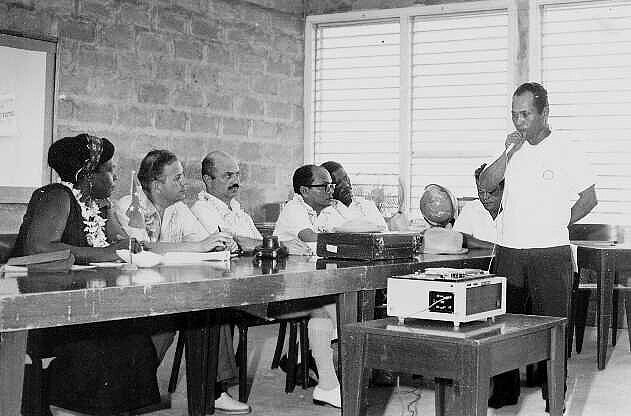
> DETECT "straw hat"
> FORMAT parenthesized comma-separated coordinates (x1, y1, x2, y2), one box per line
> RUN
(422, 226, 467, 255)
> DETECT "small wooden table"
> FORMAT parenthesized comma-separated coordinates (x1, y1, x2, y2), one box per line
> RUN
(342, 314, 567, 416)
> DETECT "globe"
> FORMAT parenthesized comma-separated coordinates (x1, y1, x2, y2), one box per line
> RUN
(419, 184, 458, 226)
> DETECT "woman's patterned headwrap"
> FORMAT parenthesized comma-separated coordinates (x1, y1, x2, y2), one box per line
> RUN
(48, 134, 114, 183)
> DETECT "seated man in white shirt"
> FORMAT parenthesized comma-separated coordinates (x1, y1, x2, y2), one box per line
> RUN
(319, 161, 388, 232)
(453, 163, 502, 249)
(191, 151, 262, 253)
(115, 149, 250, 414)
(273, 165, 341, 408)
(274, 164, 335, 256)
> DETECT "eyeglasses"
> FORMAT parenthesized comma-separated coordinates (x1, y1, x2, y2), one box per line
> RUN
(305, 183, 336, 193)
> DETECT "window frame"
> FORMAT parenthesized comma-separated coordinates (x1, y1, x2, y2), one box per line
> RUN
(304, 0, 518, 213)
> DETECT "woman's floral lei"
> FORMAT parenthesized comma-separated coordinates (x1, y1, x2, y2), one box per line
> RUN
(61, 181, 109, 248)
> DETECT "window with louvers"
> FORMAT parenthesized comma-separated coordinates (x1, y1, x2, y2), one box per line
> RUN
(311, 21, 401, 216)
(534, 0, 631, 224)
(410, 10, 510, 205)
(306, 4, 511, 216)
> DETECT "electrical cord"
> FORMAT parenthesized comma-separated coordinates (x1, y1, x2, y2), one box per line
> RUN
(396, 294, 451, 318)
(486, 141, 512, 274)
(395, 375, 422, 416)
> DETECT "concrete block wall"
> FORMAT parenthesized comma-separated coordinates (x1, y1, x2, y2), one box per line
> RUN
(0, 0, 305, 232)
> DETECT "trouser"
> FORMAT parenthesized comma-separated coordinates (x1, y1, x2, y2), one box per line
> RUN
(490, 245, 572, 401)
(153, 323, 238, 384)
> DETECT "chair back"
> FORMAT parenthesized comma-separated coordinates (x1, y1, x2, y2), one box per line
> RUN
(0, 233, 17, 263)
(569, 224, 626, 242)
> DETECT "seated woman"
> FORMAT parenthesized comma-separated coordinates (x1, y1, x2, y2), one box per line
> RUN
(12, 134, 160, 415)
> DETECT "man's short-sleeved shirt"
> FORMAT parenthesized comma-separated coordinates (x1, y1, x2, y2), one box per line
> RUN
(273, 194, 323, 255)
(497, 133, 596, 248)
(191, 191, 262, 240)
(116, 191, 209, 244)
(453, 199, 498, 244)
(317, 197, 388, 232)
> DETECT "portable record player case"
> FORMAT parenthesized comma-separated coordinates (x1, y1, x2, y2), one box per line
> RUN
(387, 269, 506, 326)
(316, 231, 422, 260)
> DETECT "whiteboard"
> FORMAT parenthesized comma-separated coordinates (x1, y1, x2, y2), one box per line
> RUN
(0, 33, 56, 202)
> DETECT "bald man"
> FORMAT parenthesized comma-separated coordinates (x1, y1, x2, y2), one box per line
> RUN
(191, 151, 263, 252)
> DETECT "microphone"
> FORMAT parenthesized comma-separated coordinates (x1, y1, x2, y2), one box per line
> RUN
(505, 133, 524, 155)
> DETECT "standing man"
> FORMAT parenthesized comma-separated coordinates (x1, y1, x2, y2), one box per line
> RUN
(319, 161, 388, 232)
(478, 82, 597, 409)
(191, 151, 262, 253)
(116, 149, 251, 415)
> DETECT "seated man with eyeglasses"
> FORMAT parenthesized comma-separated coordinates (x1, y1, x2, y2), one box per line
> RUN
(274, 164, 335, 256)
(272, 164, 341, 408)
(191, 151, 262, 253)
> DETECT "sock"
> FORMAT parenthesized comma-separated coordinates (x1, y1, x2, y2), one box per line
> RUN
(308, 317, 338, 390)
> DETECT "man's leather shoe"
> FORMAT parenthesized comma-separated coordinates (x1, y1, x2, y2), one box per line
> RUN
(313, 385, 341, 408)
(214, 392, 251, 414)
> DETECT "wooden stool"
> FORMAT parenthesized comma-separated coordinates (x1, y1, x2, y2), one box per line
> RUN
(269, 317, 312, 394)
(341, 314, 567, 416)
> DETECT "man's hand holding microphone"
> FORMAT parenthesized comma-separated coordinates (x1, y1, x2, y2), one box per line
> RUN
(505, 131, 526, 161)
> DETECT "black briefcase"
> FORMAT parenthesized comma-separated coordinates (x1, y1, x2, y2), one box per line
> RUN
(316, 231, 422, 260)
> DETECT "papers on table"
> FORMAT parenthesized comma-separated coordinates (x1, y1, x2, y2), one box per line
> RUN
(1, 264, 96, 274)
(115, 250, 162, 268)
(115, 249, 232, 267)
(89, 262, 126, 268)
(162, 250, 231, 265)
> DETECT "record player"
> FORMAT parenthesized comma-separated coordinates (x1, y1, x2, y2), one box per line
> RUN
(387, 268, 506, 326)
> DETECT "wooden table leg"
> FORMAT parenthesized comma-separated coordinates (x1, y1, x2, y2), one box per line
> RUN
(204, 320, 220, 415)
(337, 291, 359, 336)
(357, 290, 375, 322)
(341, 329, 369, 416)
(0, 330, 27, 416)
(444, 346, 489, 416)
(547, 324, 566, 416)
(434, 378, 452, 416)
(185, 315, 209, 416)
(184, 311, 221, 416)
(337, 291, 358, 383)
(597, 252, 615, 370)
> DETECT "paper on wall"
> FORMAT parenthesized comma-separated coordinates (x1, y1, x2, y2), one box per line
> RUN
(0, 93, 18, 137)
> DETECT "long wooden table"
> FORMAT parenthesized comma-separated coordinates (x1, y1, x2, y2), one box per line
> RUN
(575, 242, 631, 369)
(0, 250, 492, 415)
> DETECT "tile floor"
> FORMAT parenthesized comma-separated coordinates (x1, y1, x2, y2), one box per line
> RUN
(144, 324, 631, 416)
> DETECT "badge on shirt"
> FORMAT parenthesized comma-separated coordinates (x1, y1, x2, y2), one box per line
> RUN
(542, 169, 554, 180)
